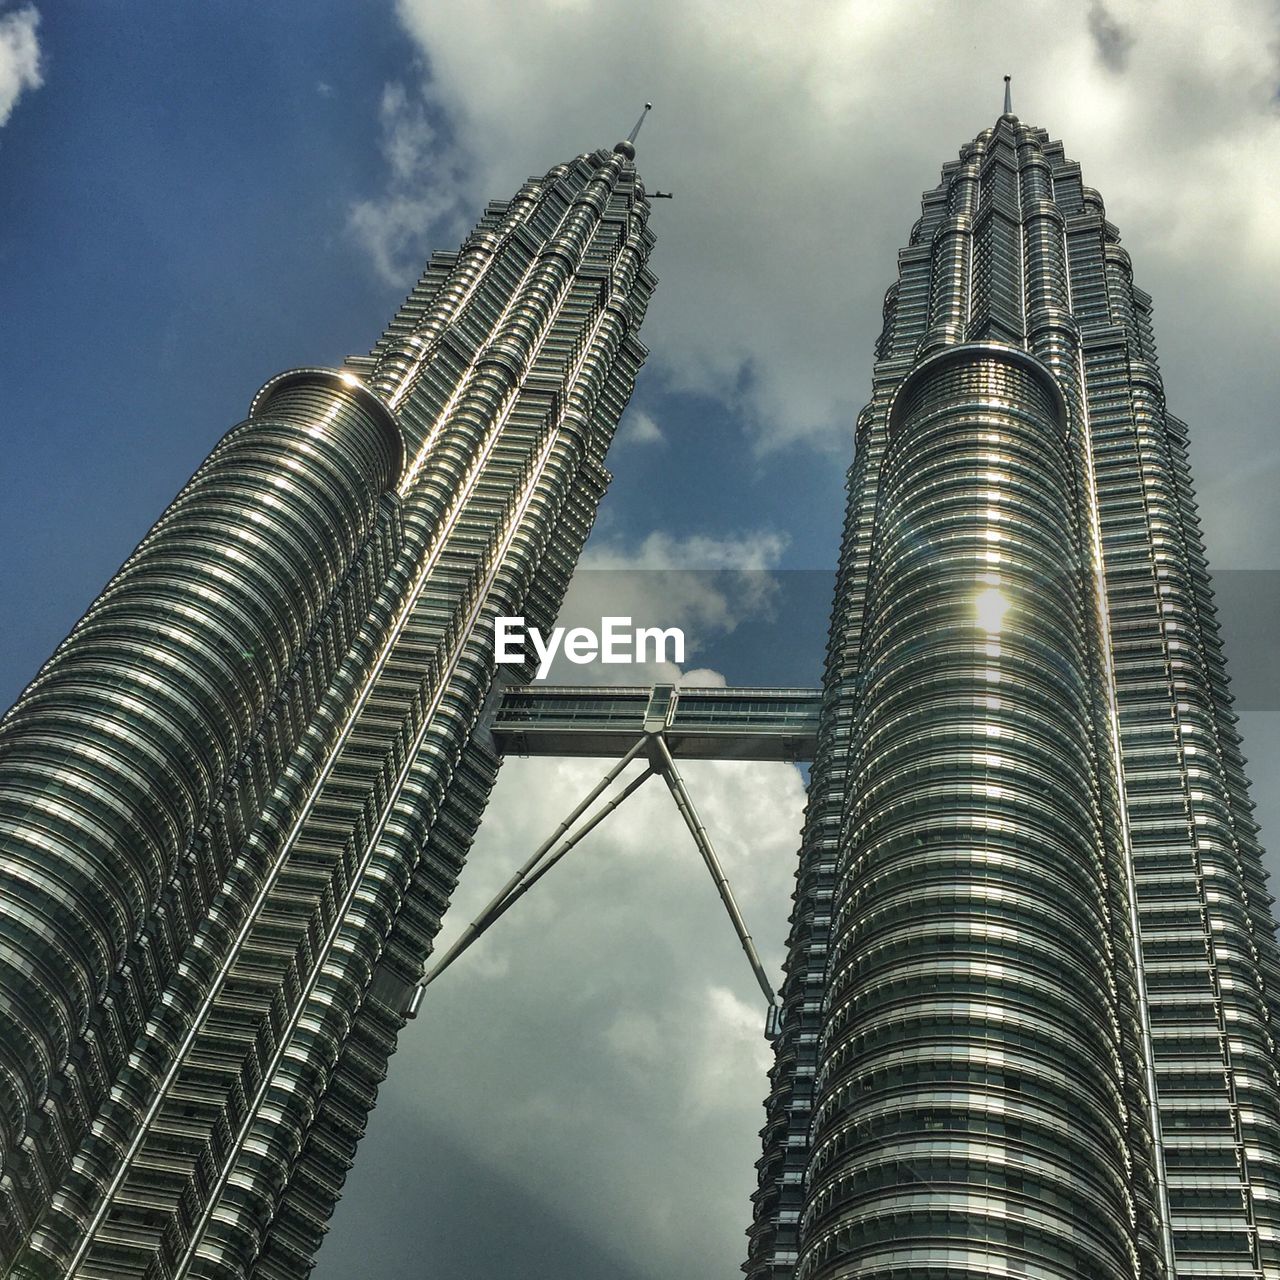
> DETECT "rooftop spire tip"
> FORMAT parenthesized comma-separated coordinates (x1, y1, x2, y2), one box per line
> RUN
(628, 102, 653, 144)
(1003, 74, 1013, 117)
(613, 103, 651, 160)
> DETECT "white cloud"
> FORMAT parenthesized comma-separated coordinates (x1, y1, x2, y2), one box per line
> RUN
(544, 528, 787, 683)
(357, 751, 805, 1278)
(349, 81, 469, 284)
(680, 984, 774, 1117)
(615, 408, 665, 447)
(580, 530, 788, 573)
(677, 666, 726, 688)
(0, 6, 41, 129)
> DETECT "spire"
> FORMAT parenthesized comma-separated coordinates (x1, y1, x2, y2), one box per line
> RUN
(613, 102, 652, 159)
(628, 102, 652, 144)
(1002, 74, 1013, 117)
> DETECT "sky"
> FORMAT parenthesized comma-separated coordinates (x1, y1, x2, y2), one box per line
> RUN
(1, 2, 1279, 1276)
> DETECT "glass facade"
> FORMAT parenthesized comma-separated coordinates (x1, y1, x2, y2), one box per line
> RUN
(749, 111, 1280, 1279)
(0, 140, 655, 1278)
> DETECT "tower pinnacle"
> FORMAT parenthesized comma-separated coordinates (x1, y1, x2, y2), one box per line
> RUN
(613, 101, 652, 159)
(1003, 74, 1013, 116)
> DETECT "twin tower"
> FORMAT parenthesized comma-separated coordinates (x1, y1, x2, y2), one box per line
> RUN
(2, 101, 1278, 1280)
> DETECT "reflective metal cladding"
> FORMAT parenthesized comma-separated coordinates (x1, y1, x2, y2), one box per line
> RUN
(749, 112, 1280, 1279)
(0, 140, 655, 1277)
(4, 97, 1279, 1280)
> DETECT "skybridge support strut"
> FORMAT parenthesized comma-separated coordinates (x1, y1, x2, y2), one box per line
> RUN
(648, 732, 780, 1014)
(409, 709, 782, 1024)
(408, 733, 651, 1012)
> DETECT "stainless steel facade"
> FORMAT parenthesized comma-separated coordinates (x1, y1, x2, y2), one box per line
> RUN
(749, 109, 1280, 1278)
(0, 137, 654, 1278)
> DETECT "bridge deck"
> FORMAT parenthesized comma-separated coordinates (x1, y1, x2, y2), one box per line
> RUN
(489, 684, 821, 762)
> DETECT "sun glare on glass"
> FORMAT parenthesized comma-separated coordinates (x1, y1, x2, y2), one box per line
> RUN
(974, 587, 1011, 635)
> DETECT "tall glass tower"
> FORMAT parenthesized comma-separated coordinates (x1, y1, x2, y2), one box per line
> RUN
(749, 96, 1280, 1279)
(0, 128, 654, 1278)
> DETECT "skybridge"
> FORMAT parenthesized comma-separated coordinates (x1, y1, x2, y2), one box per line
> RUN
(488, 682, 822, 762)
(410, 683, 822, 1029)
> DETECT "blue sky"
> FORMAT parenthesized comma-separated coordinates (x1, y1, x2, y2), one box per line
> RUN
(3, 3, 1280, 1277)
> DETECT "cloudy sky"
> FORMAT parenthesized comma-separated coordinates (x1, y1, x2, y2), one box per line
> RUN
(2, 2, 1279, 1276)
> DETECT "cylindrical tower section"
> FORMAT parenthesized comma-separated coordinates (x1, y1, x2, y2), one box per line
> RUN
(798, 346, 1141, 1280)
(0, 369, 402, 1161)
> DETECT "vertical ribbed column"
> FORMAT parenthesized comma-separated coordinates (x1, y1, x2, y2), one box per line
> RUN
(747, 138, 978, 1280)
(1021, 133, 1172, 1276)
(372, 154, 624, 498)
(922, 153, 976, 353)
(969, 122, 1024, 344)
(363, 178, 550, 391)
(1060, 162, 1280, 1274)
(799, 347, 1140, 1280)
(0, 370, 401, 1248)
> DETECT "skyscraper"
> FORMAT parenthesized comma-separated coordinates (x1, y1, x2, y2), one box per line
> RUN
(749, 93, 1280, 1279)
(0, 124, 655, 1278)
